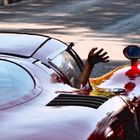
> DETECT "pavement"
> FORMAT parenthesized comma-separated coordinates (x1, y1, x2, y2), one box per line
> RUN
(0, 0, 140, 76)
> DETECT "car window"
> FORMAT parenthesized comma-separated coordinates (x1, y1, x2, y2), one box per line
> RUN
(51, 51, 81, 88)
(0, 60, 34, 105)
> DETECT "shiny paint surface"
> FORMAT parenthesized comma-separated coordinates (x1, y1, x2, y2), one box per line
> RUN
(0, 32, 139, 140)
(0, 71, 128, 140)
(88, 53, 140, 139)
(0, 32, 97, 140)
(90, 64, 140, 99)
(88, 97, 138, 140)
(0, 33, 48, 57)
(89, 65, 140, 139)
(0, 56, 127, 139)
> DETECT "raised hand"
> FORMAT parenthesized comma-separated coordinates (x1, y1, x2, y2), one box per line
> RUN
(80, 47, 109, 87)
(87, 48, 109, 67)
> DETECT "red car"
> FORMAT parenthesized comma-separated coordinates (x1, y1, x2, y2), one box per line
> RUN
(0, 32, 139, 140)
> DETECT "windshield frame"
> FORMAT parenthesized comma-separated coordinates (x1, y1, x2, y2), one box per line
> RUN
(48, 49, 84, 88)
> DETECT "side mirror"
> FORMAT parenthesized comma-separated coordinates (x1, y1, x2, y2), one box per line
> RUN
(123, 45, 140, 60)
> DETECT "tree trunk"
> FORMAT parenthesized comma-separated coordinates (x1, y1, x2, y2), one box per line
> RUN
(3, 0, 9, 5)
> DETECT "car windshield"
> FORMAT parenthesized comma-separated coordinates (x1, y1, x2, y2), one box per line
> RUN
(0, 60, 34, 105)
(51, 51, 81, 88)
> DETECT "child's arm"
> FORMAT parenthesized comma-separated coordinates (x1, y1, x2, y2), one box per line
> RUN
(80, 48, 109, 87)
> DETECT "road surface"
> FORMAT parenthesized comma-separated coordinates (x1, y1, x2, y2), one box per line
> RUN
(0, 0, 140, 76)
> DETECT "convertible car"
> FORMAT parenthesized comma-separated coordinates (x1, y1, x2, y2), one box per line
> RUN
(0, 32, 140, 140)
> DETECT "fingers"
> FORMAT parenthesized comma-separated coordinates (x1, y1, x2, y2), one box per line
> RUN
(99, 51, 109, 62)
(95, 48, 104, 55)
(100, 52, 107, 57)
(102, 56, 110, 63)
(89, 47, 97, 55)
(95, 48, 109, 63)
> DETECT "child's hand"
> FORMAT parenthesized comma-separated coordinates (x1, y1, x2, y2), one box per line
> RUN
(87, 48, 109, 66)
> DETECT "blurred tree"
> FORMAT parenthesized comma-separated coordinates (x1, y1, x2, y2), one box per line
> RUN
(1, 0, 22, 5)
(3, 0, 9, 5)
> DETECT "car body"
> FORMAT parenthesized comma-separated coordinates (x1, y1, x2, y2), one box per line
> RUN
(0, 32, 139, 140)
